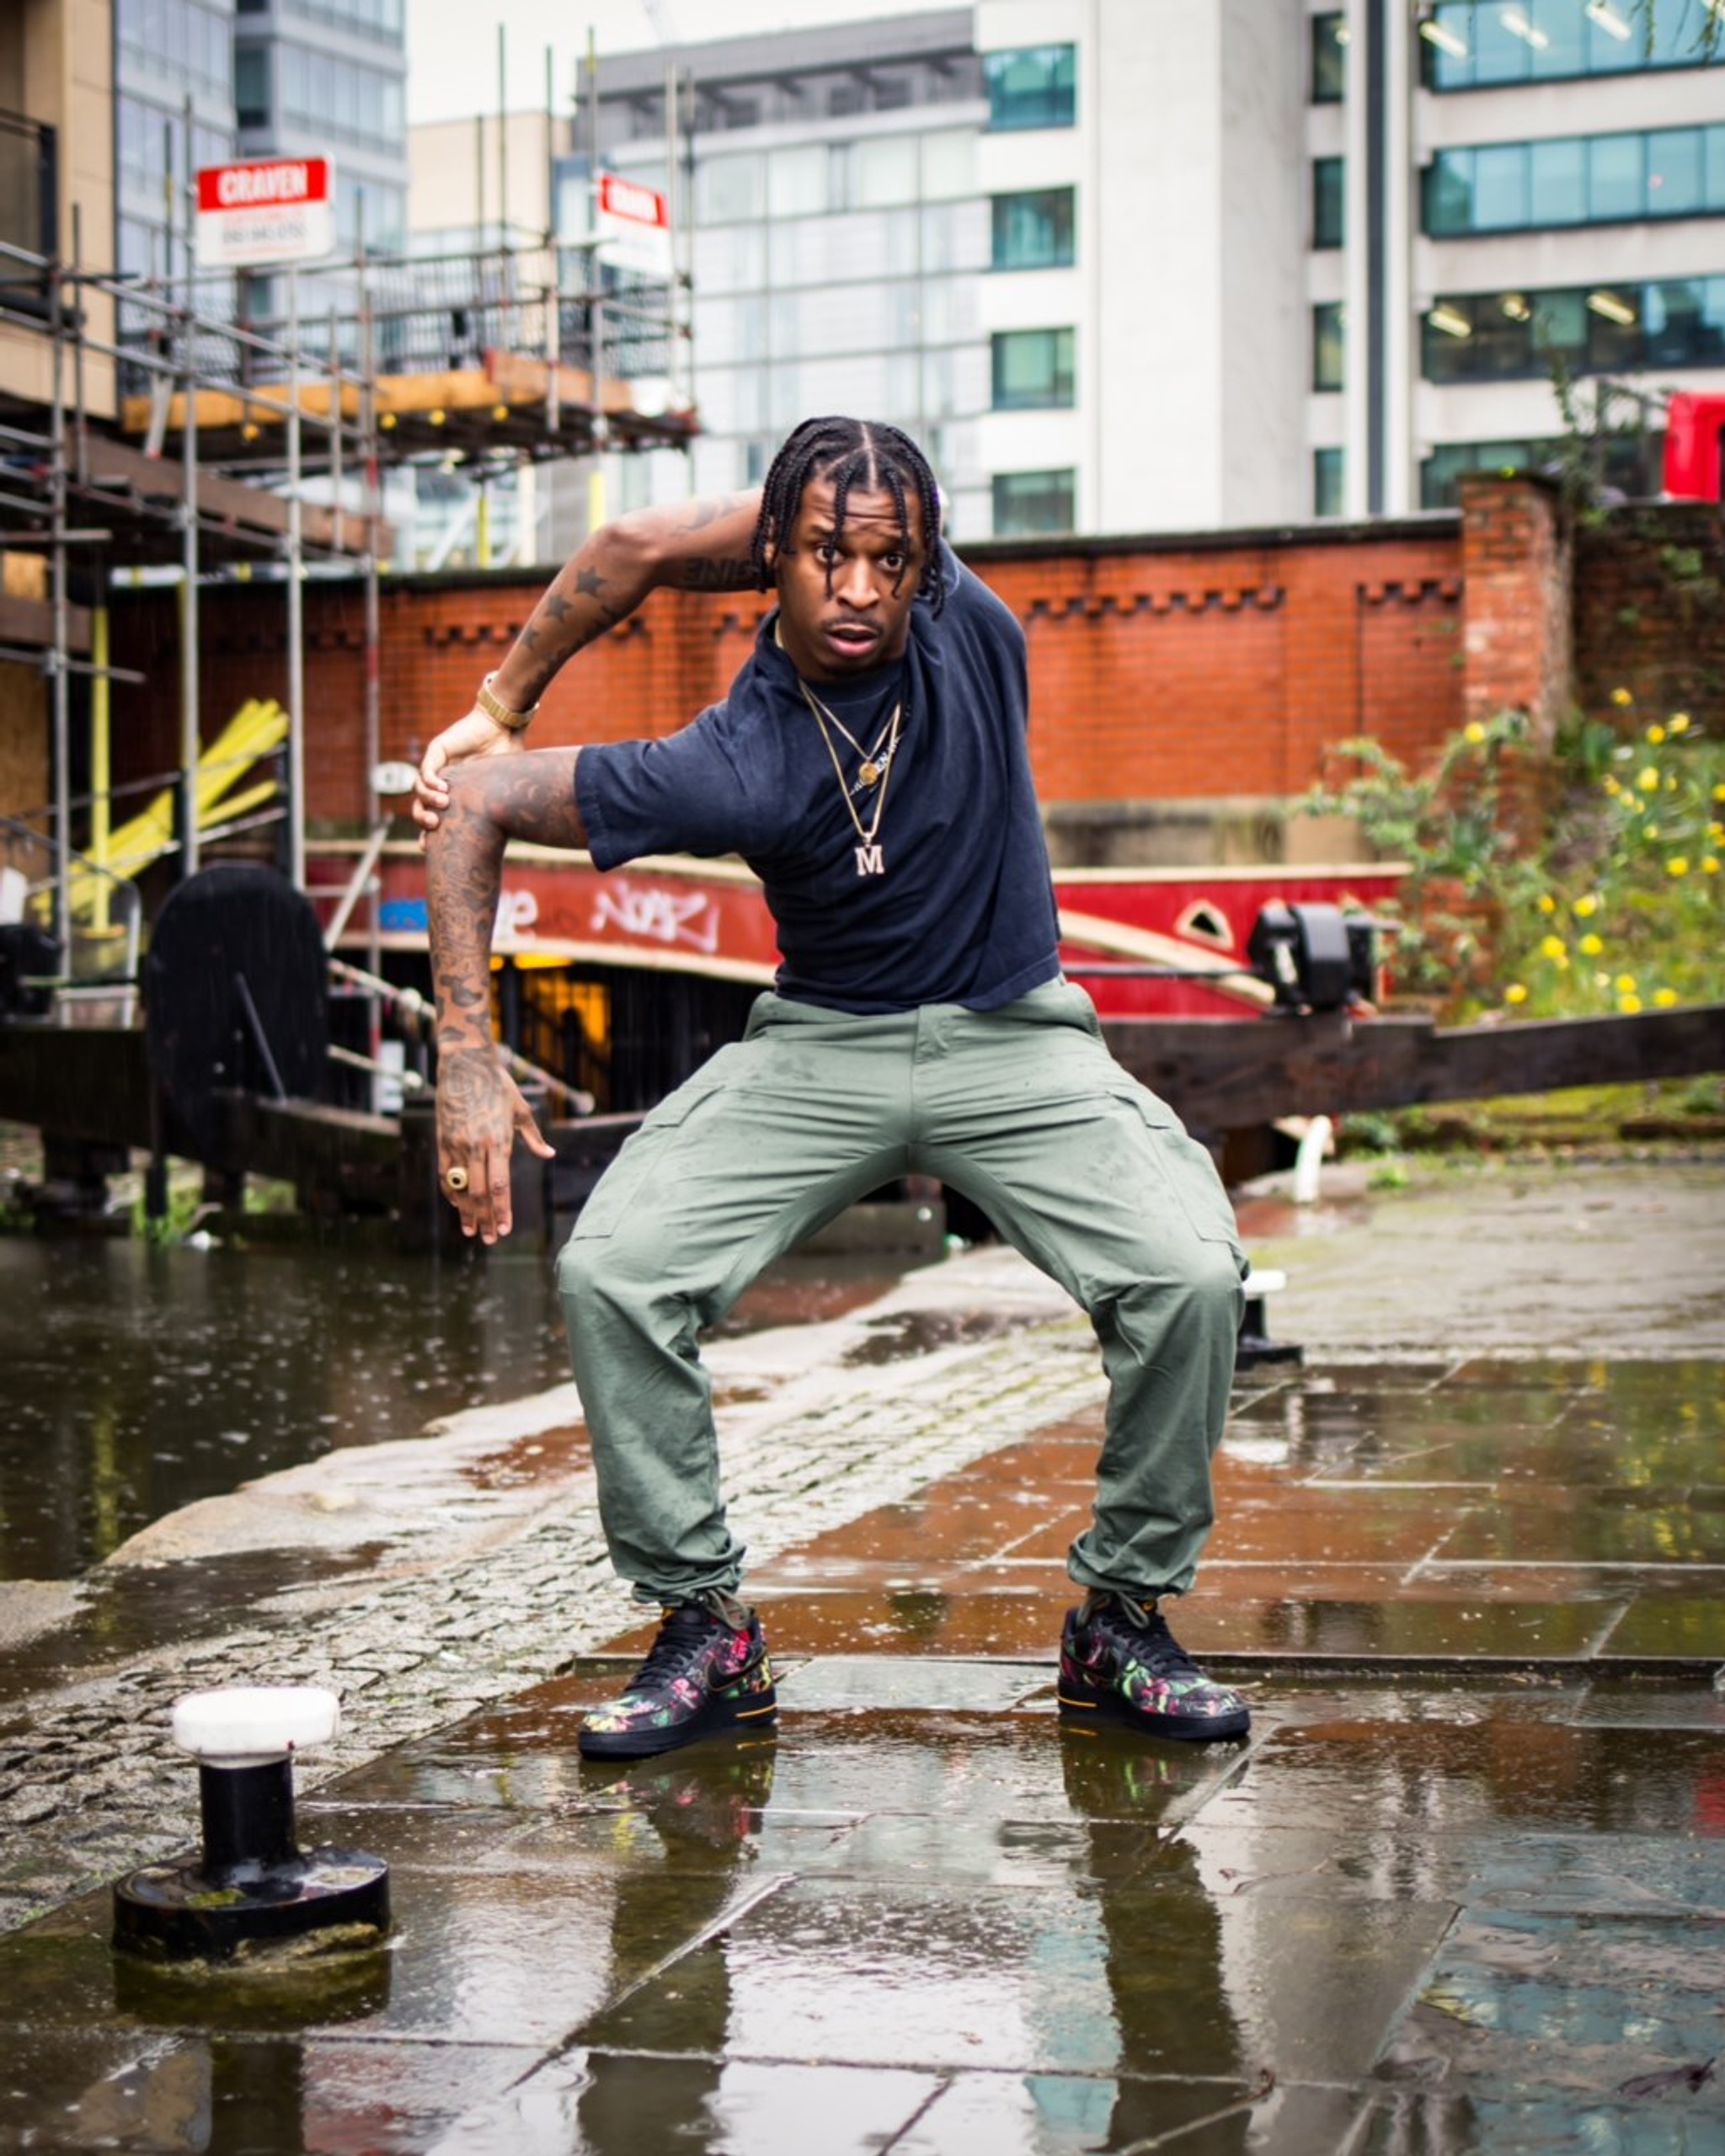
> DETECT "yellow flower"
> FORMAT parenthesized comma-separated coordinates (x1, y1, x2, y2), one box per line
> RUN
(1705, 857, 1720, 874)
(1578, 933, 1604, 957)
(1610, 687, 1633, 707)
(1647, 724, 1666, 744)
(1668, 857, 1690, 878)
(1537, 894, 1557, 914)
(1653, 988, 1679, 1007)
(1615, 974, 1637, 994)
(1637, 767, 1658, 791)
(1503, 983, 1528, 1006)
(1539, 934, 1567, 960)
(1573, 894, 1599, 917)
(1618, 993, 1642, 1014)
(1669, 712, 1690, 733)
(1710, 823, 1724, 842)
(1714, 784, 1725, 803)
(1464, 721, 1487, 744)
(1593, 972, 1612, 990)
(1603, 775, 1621, 795)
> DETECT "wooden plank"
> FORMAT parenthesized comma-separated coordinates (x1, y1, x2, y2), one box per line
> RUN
(0, 593, 91, 654)
(1103, 1005, 1725, 1134)
(83, 436, 388, 558)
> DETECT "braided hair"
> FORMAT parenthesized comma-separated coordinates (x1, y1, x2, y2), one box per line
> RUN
(750, 416, 946, 616)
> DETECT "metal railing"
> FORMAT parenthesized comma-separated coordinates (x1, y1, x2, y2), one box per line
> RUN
(113, 239, 681, 415)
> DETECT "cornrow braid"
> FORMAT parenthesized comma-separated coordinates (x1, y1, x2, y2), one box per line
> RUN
(750, 415, 946, 616)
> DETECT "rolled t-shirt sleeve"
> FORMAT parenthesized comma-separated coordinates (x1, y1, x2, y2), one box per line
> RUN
(576, 709, 755, 869)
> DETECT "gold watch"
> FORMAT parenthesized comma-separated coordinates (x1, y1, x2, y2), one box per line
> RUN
(475, 672, 539, 731)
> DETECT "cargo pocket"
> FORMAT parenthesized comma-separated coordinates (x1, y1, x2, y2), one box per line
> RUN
(569, 1084, 721, 1241)
(1112, 1085, 1243, 1252)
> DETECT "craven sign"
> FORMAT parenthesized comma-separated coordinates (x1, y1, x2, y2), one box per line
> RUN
(196, 157, 336, 270)
(595, 171, 672, 280)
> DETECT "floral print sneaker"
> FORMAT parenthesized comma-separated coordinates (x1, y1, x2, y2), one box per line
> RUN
(1058, 1591, 1250, 1743)
(578, 1595, 777, 1759)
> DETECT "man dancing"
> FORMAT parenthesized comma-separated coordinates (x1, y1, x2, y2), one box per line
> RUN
(416, 416, 1250, 1760)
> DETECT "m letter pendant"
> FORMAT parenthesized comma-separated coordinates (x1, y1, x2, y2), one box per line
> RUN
(854, 842, 885, 876)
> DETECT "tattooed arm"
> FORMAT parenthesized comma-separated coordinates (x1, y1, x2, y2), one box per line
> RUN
(413, 488, 764, 831)
(425, 750, 584, 1241)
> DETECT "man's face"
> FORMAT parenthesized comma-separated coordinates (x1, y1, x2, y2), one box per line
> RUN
(771, 477, 925, 682)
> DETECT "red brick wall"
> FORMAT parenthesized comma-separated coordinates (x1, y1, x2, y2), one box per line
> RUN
(109, 520, 1471, 839)
(1459, 472, 1571, 744)
(1573, 502, 1725, 724)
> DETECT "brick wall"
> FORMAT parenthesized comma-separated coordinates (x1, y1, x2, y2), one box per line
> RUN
(1459, 472, 1571, 746)
(109, 518, 1471, 852)
(1573, 502, 1725, 724)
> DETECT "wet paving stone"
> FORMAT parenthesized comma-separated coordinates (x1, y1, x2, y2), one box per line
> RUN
(441, 2053, 947, 2156)
(1197, 1718, 1725, 1839)
(1359, 2089, 1724, 2156)
(574, 1867, 1453, 2085)
(1176, 1820, 1725, 1919)
(888, 2073, 1370, 2156)
(1382, 1908, 1725, 2103)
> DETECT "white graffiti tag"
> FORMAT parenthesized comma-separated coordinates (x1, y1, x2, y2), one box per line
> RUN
(492, 887, 540, 947)
(592, 878, 720, 954)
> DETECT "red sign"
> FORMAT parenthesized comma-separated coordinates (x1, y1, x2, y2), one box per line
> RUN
(195, 157, 336, 269)
(595, 172, 672, 278)
(597, 173, 668, 230)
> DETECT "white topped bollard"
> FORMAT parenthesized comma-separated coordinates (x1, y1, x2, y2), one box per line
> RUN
(113, 1685, 390, 1965)
(1236, 1265, 1300, 1369)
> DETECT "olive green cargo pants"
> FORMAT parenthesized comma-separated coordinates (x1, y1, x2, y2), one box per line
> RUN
(557, 979, 1247, 1607)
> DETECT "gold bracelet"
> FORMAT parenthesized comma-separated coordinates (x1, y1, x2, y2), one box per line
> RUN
(475, 672, 538, 732)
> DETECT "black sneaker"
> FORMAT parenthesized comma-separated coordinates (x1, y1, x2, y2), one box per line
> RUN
(578, 1595, 777, 1760)
(1058, 1592, 1249, 1743)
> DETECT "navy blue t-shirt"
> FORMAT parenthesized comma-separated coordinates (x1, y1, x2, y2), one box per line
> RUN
(575, 541, 1061, 1014)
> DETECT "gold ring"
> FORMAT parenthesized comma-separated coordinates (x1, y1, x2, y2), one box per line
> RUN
(445, 1166, 469, 1192)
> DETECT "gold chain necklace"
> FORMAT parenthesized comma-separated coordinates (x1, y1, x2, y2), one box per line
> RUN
(798, 678, 904, 877)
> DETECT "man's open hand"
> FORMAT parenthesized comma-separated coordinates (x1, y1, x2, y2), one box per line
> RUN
(414, 709, 525, 836)
(436, 1046, 556, 1243)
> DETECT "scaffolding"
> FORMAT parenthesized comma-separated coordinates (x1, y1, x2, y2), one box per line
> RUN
(0, 132, 694, 1034)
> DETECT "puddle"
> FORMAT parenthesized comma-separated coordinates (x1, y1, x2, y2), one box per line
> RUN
(841, 1308, 1018, 1366)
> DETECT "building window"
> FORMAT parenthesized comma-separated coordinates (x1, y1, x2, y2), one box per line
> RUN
(993, 468, 1075, 535)
(991, 327, 1076, 408)
(1424, 123, 1725, 237)
(1419, 431, 1662, 509)
(983, 45, 1076, 131)
(991, 188, 1076, 270)
(235, 45, 270, 131)
(1313, 157, 1344, 248)
(1313, 446, 1344, 518)
(1313, 301, 1345, 392)
(1311, 12, 1347, 102)
(1419, 0, 1723, 89)
(1423, 277, 1725, 383)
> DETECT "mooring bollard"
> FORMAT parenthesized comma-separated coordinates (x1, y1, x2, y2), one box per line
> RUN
(112, 1685, 390, 1964)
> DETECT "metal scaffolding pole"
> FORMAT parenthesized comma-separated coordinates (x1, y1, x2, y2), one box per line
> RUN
(49, 252, 72, 967)
(286, 264, 307, 892)
(359, 241, 383, 989)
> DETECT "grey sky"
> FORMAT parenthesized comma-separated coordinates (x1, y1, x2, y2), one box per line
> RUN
(404, 0, 953, 123)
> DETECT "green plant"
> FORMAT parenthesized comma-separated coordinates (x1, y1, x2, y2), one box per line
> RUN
(1493, 693, 1723, 1021)
(1299, 710, 1547, 998)
(1300, 691, 1723, 1021)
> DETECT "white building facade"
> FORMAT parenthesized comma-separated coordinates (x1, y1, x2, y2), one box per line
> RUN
(408, 0, 1725, 544)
